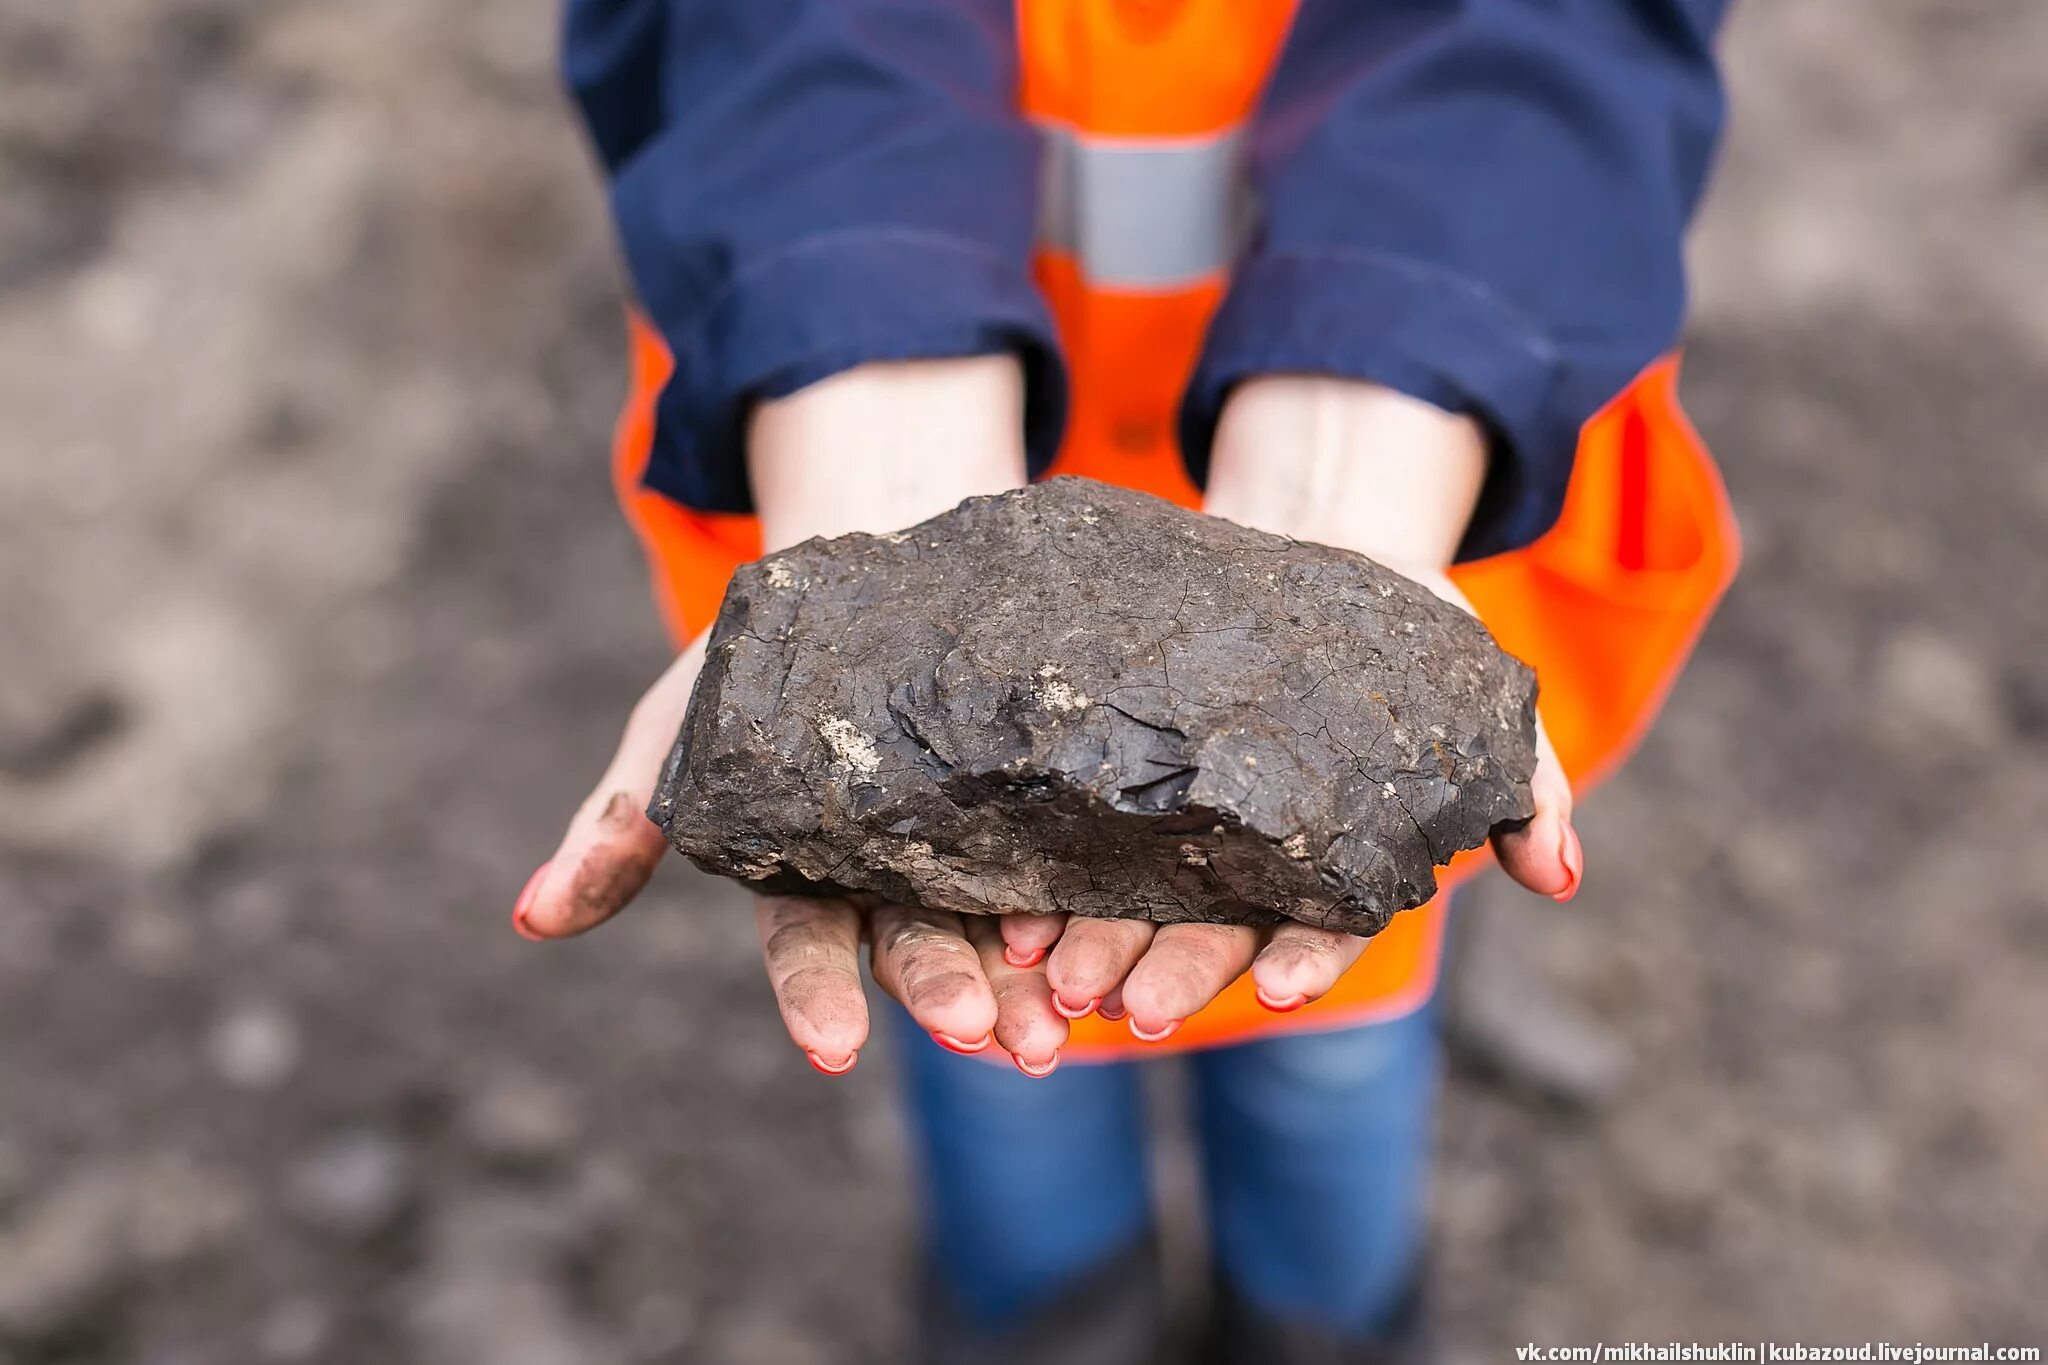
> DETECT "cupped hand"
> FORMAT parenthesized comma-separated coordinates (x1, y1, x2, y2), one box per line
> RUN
(1007, 373, 1585, 1044)
(513, 354, 1065, 1077)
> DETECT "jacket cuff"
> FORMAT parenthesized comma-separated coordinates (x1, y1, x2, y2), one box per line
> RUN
(634, 228, 1067, 514)
(1178, 249, 1573, 562)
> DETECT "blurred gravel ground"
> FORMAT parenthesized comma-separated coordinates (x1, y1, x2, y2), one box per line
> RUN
(0, 2, 2043, 1361)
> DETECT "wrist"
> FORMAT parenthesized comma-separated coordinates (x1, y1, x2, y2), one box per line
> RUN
(1202, 375, 1487, 570)
(748, 355, 1029, 552)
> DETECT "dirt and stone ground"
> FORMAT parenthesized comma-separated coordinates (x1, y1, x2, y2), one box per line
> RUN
(0, 2, 2043, 1361)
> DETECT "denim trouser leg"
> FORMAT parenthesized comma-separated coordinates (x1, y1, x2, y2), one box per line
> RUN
(894, 1010, 1154, 1328)
(895, 1004, 1438, 1354)
(1192, 1005, 1440, 1339)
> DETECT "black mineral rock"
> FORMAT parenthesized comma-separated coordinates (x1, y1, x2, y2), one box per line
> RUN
(651, 478, 1538, 936)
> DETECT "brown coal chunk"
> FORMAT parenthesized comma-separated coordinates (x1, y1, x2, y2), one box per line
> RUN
(651, 478, 1538, 937)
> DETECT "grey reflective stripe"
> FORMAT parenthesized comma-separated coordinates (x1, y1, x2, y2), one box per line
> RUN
(1035, 121, 1251, 289)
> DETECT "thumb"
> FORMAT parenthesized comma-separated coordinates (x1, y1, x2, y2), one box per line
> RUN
(515, 637, 705, 939)
(1395, 566, 1579, 904)
(1490, 715, 1580, 901)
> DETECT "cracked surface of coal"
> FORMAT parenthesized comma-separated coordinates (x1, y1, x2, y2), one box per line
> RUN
(651, 478, 1538, 936)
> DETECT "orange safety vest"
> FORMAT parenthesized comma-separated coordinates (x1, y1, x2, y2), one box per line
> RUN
(609, 0, 1739, 1061)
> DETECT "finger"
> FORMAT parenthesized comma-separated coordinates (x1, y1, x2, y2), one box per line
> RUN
(755, 894, 869, 1073)
(1249, 923, 1370, 1012)
(518, 638, 706, 939)
(998, 911, 1067, 969)
(1492, 714, 1580, 901)
(1044, 917, 1155, 1019)
(1097, 984, 1127, 1022)
(1120, 923, 1260, 1042)
(869, 903, 999, 1052)
(963, 916, 1069, 1077)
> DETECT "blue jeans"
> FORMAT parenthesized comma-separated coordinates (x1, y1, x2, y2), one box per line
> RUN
(895, 1002, 1440, 1342)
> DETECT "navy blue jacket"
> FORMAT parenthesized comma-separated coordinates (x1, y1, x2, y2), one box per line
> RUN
(564, 0, 1727, 561)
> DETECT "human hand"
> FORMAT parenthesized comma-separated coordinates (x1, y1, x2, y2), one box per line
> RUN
(1016, 376, 1580, 1041)
(513, 357, 1075, 1076)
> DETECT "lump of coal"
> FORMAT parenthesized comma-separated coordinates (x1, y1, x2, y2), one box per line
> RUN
(650, 478, 1538, 937)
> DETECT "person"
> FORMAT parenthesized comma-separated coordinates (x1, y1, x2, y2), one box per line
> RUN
(515, 1, 1739, 1359)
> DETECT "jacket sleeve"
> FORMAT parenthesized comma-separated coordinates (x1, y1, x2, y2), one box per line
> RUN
(562, 0, 1063, 512)
(1178, 0, 1729, 561)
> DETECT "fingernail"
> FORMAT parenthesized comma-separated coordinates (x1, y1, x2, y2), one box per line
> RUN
(511, 862, 551, 941)
(1097, 1000, 1127, 1022)
(807, 1050, 858, 1076)
(1256, 988, 1307, 1013)
(1552, 823, 1583, 903)
(1052, 995, 1100, 1020)
(932, 1031, 992, 1055)
(1003, 944, 1046, 969)
(1014, 1052, 1060, 1078)
(1129, 1018, 1180, 1043)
